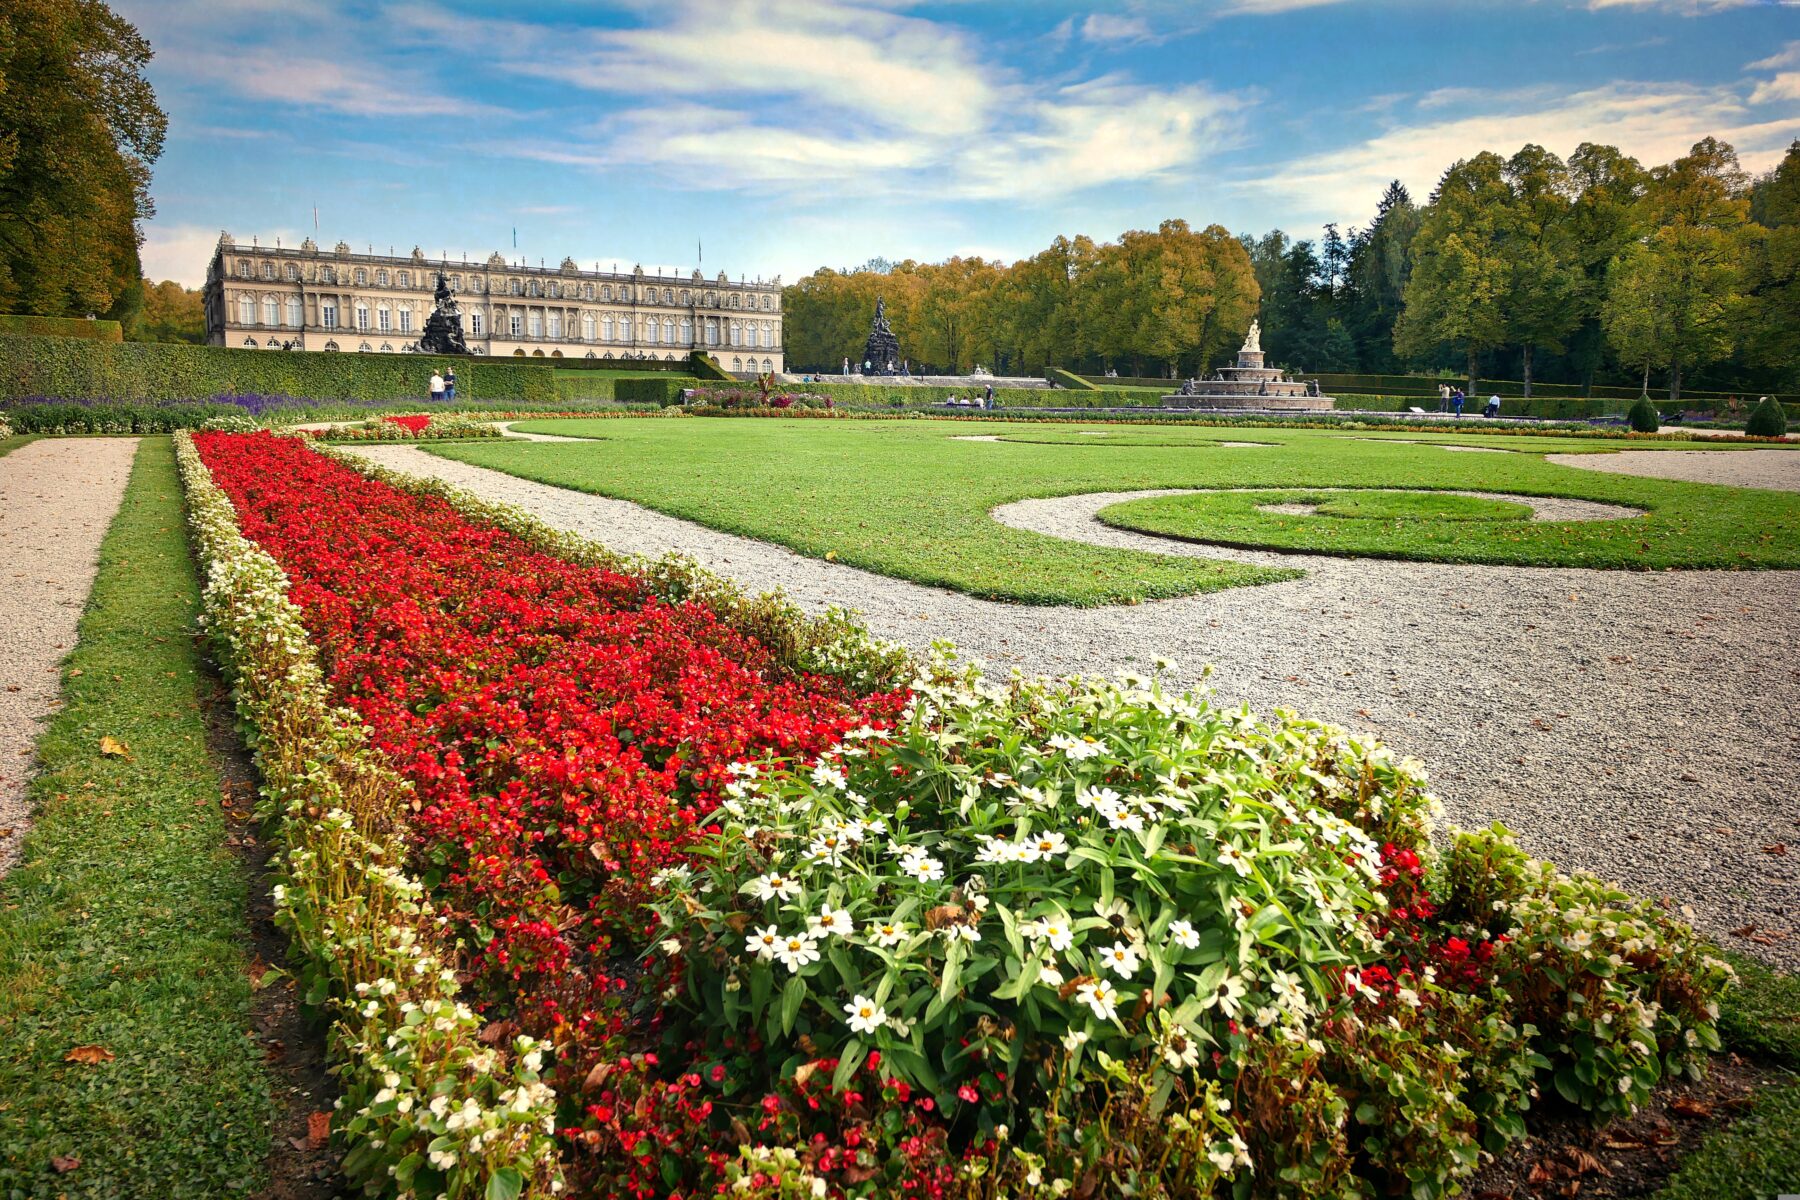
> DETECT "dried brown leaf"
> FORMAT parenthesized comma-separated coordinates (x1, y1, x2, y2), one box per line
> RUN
(64, 1045, 114, 1065)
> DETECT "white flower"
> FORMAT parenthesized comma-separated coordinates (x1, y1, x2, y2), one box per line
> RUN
(974, 836, 1010, 864)
(1208, 1148, 1237, 1173)
(1037, 959, 1066, 987)
(947, 923, 982, 943)
(1270, 970, 1307, 1010)
(869, 919, 907, 947)
(843, 995, 888, 1034)
(1076, 785, 1121, 810)
(900, 852, 944, 883)
(1168, 920, 1200, 950)
(1163, 1035, 1201, 1070)
(1099, 941, 1141, 979)
(749, 872, 802, 902)
(1202, 973, 1248, 1018)
(1396, 987, 1422, 1009)
(811, 763, 848, 790)
(1102, 803, 1145, 833)
(660, 938, 683, 957)
(805, 835, 848, 866)
(1050, 733, 1105, 761)
(1026, 916, 1075, 952)
(747, 925, 781, 960)
(1077, 979, 1121, 1021)
(1216, 844, 1254, 878)
(1061, 1029, 1090, 1050)
(775, 934, 821, 973)
(808, 904, 855, 939)
(429, 1148, 458, 1171)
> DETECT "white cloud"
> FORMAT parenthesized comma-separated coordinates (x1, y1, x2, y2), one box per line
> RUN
(1747, 41, 1800, 71)
(1751, 72, 1800, 104)
(139, 222, 301, 287)
(1584, 0, 1755, 9)
(1251, 81, 1800, 222)
(1080, 13, 1154, 42)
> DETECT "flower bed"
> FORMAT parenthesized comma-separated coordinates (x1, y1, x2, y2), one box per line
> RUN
(183, 431, 1734, 1199)
(310, 414, 505, 441)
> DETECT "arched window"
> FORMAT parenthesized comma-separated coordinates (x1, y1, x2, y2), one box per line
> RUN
(732, 356, 742, 371)
(510, 313, 523, 337)
(531, 348, 544, 357)
(358, 341, 372, 351)
(644, 317, 659, 344)
(728, 321, 740, 347)
(323, 339, 339, 351)
(551, 349, 562, 358)
(762, 357, 773, 372)
(548, 312, 562, 339)
(662, 317, 675, 342)
(354, 303, 369, 330)
(286, 296, 302, 327)
(262, 296, 279, 325)
(237, 294, 255, 324)
(582, 313, 596, 341)
(601, 314, 615, 341)
(285, 263, 299, 281)
(376, 269, 389, 286)
(380, 342, 393, 352)
(679, 317, 692, 344)
(585, 351, 595, 359)
(513, 348, 526, 357)
(377, 304, 392, 332)
(355, 268, 368, 285)
(529, 312, 543, 337)
(243, 336, 257, 347)
(399, 308, 414, 333)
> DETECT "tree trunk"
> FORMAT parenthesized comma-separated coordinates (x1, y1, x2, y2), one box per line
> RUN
(1467, 347, 1479, 401)
(1521, 345, 1533, 398)
(1669, 359, 1682, 403)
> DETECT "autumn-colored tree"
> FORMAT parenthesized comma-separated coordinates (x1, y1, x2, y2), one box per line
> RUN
(0, 0, 166, 319)
(134, 278, 204, 343)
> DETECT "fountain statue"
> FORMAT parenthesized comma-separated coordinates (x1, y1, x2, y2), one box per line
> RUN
(859, 297, 904, 376)
(1159, 320, 1330, 412)
(418, 273, 470, 355)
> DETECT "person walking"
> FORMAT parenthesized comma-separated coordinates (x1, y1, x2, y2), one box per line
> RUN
(984, 383, 994, 407)
(1484, 394, 1501, 418)
(444, 367, 457, 402)
(429, 370, 445, 402)
(1452, 388, 1466, 417)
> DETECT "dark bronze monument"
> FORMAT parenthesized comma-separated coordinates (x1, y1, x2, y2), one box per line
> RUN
(418, 272, 470, 355)
(859, 297, 903, 376)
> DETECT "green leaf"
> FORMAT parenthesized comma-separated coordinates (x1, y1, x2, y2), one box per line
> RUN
(780, 974, 806, 1037)
(485, 1167, 524, 1200)
(833, 1041, 867, 1091)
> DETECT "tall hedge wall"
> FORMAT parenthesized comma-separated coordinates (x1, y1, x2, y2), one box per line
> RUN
(0, 315, 123, 342)
(0, 336, 555, 403)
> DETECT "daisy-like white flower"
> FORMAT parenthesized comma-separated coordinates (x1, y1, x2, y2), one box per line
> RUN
(1027, 916, 1075, 952)
(1202, 973, 1247, 1018)
(806, 834, 847, 866)
(1162, 1034, 1201, 1070)
(1037, 959, 1066, 987)
(808, 904, 855, 939)
(1054, 734, 1105, 762)
(838, 819, 870, 844)
(748, 872, 803, 902)
(1270, 969, 1308, 1010)
(1013, 785, 1050, 807)
(900, 852, 945, 883)
(947, 923, 982, 943)
(1104, 804, 1145, 833)
(660, 938, 683, 957)
(1099, 940, 1141, 979)
(1076, 785, 1122, 810)
(1168, 919, 1200, 950)
(1061, 1029, 1090, 1050)
(974, 836, 1009, 865)
(1076, 978, 1120, 1021)
(869, 919, 907, 947)
(811, 763, 848, 790)
(775, 934, 821, 974)
(843, 995, 888, 1035)
(1216, 844, 1254, 878)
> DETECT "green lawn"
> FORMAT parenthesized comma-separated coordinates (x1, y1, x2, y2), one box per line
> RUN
(435, 419, 1800, 605)
(0, 433, 35, 458)
(0, 437, 272, 1197)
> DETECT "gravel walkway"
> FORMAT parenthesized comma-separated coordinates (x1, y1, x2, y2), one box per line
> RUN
(1547, 448, 1800, 492)
(0, 438, 140, 874)
(346, 445, 1800, 965)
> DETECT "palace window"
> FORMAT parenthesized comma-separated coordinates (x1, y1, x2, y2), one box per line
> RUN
(662, 317, 675, 342)
(237, 295, 255, 325)
(263, 296, 280, 325)
(732, 356, 742, 371)
(548, 281, 561, 298)
(399, 308, 413, 333)
(358, 341, 371, 351)
(355, 304, 370, 330)
(244, 337, 257, 346)
(679, 317, 692, 343)
(322, 301, 338, 329)
(644, 318, 658, 344)
(583, 283, 594, 299)
(355, 268, 368, 285)
(323, 340, 339, 351)
(401, 271, 414, 288)
(530, 280, 543, 297)
(602, 314, 615, 341)
(600, 284, 612, 301)
(728, 321, 739, 347)
(286, 263, 300, 281)
(376, 269, 389, 286)
(377, 305, 391, 332)
(529, 313, 543, 337)
(681, 289, 691, 305)
(470, 313, 483, 336)
(510, 314, 523, 337)
(548, 313, 561, 339)
(286, 296, 302, 326)
(509, 279, 522, 295)
(320, 266, 336, 284)
(469, 276, 483, 293)
(762, 294, 772, 310)
(729, 294, 740, 309)
(762, 357, 773, 372)
(705, 319, 718, 346)
(582, 314, 595, 341)
(260, 261, 274, 279)
(236, 259, 251, 277)
(663, 288, 674, 303)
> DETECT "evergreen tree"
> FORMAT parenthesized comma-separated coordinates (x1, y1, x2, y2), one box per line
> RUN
(1343, 181, 1419, 374)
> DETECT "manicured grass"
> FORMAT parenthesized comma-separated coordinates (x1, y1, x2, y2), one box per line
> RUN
(0, 437, 272, 1197)
(0, 433, 36, 458)
(1310, 491, 1532, 521)
(1650, 1080, 1800, 1200)
(1718, 949, 1800, 1069)
(438, 419, 1800, 604)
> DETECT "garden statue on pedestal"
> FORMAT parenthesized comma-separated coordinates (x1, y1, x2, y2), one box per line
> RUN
(860, 297, 904, 377)
(417, 272, 469, 355)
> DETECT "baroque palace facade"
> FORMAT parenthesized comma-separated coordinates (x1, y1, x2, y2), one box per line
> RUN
(202, 235, 785, 373)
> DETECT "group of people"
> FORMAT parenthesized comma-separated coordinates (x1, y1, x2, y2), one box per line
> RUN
(1437, 383, 1501, 418)
(428, 368, 458, 402)
(944, 384, 997, 409)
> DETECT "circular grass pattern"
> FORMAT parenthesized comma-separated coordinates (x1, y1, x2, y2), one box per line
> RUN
(1099, 487, 1650, 566)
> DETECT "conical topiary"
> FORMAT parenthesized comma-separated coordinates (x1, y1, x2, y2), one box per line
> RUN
(1628, 395, 1660, 433)
(1745, 395, 1789, 438)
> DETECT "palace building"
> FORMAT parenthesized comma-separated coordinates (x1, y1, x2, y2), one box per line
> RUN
(202, 234, 785, 373)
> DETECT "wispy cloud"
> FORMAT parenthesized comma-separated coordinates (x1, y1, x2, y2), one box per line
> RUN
(1584, 0, 1756, 10)
(1748, 41, 1800, 71)
(1751, 73, 1800, 104)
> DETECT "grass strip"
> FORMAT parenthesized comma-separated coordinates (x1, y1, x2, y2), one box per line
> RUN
(0, 433, 36, 458)
(0, 436, 272, 1198)
(1719, 949, 1800, 1069)
(1650, 1079, 1800, 1200)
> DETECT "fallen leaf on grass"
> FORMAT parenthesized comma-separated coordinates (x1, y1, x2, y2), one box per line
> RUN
(307, 1110, 330, 1149)
(97, 736, 131, 759)
(1669, 1096, 1713, 1119)
(51, 1155, 79, 1173)
(64, 1045, 114, 1065)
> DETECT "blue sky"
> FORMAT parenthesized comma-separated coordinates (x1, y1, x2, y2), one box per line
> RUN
(123, 0, 1800, 288)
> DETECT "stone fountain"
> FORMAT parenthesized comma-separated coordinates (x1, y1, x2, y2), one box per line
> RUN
(1160, 321, 1331, 411)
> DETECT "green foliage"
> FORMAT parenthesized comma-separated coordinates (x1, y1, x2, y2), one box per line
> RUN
(0, 314, 122, 340)
(1746, 394, 1789, 437)
(132, 279, 204, 343)
(615, 376, 691, 405)
(1394, 152, 1516, 383)
(688, 350, 734, 381)
(455, 418, 1800, 603)
(0, 335, 555, 403)
(0, 438, 274, 1196)
(1048, 367, 1096, 390)
(1629, 394, 1661, 432)
(0, 0, 167, 319)
(1715, 949, 1800, 1068)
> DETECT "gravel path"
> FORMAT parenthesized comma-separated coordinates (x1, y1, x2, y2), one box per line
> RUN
(0, 438, 139, 874)
(1547, 448, 1800, 492)
(347, 445, 1800, 965)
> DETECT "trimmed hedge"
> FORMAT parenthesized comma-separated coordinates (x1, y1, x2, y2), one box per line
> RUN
(689, 351, 735, 381)
(785, 380, 1162, 408)
(1746, 395, 1790, 438)
(0, 314, 123, 341)
(615, 376, 693, 405)
(1048, 367, 1097, 390)
(1083, 370, 1796, 404)
(0, 336, 555, 403)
